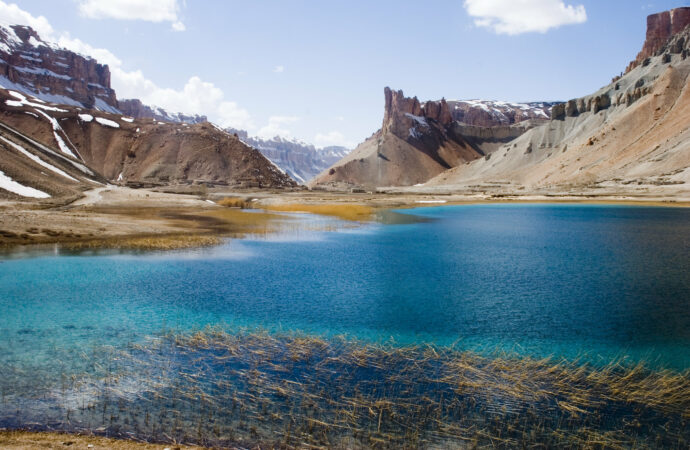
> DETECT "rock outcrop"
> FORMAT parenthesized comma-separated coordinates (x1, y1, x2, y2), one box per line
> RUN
(310, 88, 482, 188)
(422, 11, 690, 197)
(626, 7, 690, 73)
(118, 98, 207, 124)
(0, 25, 118, 111)
(447, 100, 554, 127)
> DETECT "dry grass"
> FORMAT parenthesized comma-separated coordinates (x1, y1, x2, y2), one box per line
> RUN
(7, 329, 688, 449)
(63, 234, 221, 251)
(263, 203, 375, 221)
(216, 197, 253, 209)
(0, 430, 201, 449)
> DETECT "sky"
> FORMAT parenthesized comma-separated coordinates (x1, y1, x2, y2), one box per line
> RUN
(2, 0, 689, 148)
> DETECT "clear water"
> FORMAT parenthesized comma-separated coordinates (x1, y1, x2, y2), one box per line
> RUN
(1, 204, 689, 372)
(2, 204, 690, 445)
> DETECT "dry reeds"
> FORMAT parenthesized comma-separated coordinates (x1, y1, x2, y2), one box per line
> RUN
(4, 329, 688, 448)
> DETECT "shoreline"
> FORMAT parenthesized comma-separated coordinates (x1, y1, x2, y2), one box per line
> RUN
(1, 186, 689, 253)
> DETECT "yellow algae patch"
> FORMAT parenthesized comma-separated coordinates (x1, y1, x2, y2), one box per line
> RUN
(263, 203, 375, 221)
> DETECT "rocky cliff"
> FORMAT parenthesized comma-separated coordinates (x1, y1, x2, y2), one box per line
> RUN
(118, 98, 207, 124)
(421, 15, 690, 197)
(626, 7, 690, 73)
(0, 24, 298, 192)
(0, 25, 118, 112)
(447, 100, 554, 127)
(311, 88, 482, 188)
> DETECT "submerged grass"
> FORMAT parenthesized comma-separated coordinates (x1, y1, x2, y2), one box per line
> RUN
(263, 203, 375, 221)
(63, 234, 222, 251)
(3, 329, 689, 448)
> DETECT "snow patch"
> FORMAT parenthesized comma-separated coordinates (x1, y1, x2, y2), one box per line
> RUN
(404, 113, 428, 127)
(0, 169, 50, 198)
(27, 36, 44, 47)
(5, 90, 68, 112)
(415, 200, 447, 204)
(121, 117, 134, 123)
(34, 110, 78, 158)
(0, 136, 77, 181)
(95, 117, 120, 128)
(78, 114, 94, 122)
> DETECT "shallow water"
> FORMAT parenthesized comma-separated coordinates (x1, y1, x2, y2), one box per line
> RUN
(1, 204, 689, 445)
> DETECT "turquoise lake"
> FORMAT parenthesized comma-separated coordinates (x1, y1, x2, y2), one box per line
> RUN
(1, 204, 689, 444)
(1, 204, 690, 366)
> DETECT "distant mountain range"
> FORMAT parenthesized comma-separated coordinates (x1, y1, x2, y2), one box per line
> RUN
(224, 128, 348, 183)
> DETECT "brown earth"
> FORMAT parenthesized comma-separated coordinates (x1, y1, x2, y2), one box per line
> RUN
(0, 430, 203, 449)
(0, 90, 296, 190)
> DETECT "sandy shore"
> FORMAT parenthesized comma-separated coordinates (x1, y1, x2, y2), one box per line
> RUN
(0, 185, 688, 252)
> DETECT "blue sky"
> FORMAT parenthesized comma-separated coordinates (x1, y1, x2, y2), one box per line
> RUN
(4, 0, 690, 147)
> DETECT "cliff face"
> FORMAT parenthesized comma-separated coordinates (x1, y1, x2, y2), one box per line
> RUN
(0, 25, 118, 111)
(310, 88, 482, 188)
(424, 17, 690, 196)
(626, 7, 690, 73)
(118, 98, 207, 124)
(447, 100, 554, 127)
(0, 24, 207, 123)
(382, 87, 453, 138)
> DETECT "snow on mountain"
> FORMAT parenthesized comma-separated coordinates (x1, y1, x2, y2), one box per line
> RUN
(226, 128, 350, 184)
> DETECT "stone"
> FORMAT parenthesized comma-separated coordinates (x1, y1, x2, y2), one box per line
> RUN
(551, 103, 566, 120)
(626, 8, 690, 73)
(565, 100, 578, 117)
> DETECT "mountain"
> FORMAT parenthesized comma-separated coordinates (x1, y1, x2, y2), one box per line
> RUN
(310, 88, 548, 189)
(315, 7, 690, 196)
(0, 24, 209, 124)
(0, 24, 296, 198)
(226, 128, 349, 183)
(423, 8, 690, 196)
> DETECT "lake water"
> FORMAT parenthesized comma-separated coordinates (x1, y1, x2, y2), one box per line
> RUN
(1, 204, 689, 445)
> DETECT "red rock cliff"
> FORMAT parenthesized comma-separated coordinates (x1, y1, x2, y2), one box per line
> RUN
(382, 87, 452, 138)
(0, 25, 118, 111)
(626, 7, 690, 73)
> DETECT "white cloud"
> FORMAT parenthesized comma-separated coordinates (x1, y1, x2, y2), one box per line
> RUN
(0, 1, 252, 129)
(314, 131, 352, 148)
(0, 1, 55, 38)
(273, 65, 284, 73)
(257, 116, 299, 139)
(463, 0, 586, 35)
(78, 0, 185, 32)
